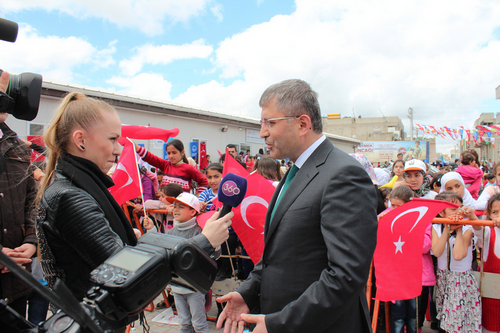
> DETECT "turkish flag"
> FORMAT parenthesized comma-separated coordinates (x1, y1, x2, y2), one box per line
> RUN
(118, 125, 179, 145)
(199, 142, 208, 170)
(109, 138, 142, 206)
(222, 151, 275, 264)
(27, 135, 45, 163)
(374, 198, 458, 301)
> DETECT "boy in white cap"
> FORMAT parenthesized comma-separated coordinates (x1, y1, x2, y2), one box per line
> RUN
(165, 192, 209, 333)
(403, 159, 437, 199)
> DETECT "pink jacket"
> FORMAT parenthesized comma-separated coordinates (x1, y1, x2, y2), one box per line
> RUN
(456, 165, 483, 199)
(422, 224, 436, 286)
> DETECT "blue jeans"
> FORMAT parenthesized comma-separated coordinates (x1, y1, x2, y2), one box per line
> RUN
(173, 292, 209, 333)
(390, 299, 417, 333)
(27, 291, 49, 325)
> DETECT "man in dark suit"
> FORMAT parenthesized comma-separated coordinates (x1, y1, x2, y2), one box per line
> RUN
(216, 79, 378, 333)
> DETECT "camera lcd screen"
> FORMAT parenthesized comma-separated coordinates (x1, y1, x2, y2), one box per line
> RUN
(106, 248, 152, 272)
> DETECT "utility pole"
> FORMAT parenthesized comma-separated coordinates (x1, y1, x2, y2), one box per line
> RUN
(407, 108, 413, 141)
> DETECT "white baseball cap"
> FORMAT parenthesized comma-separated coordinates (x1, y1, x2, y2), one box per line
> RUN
(165, 192, 200, 213)
(404, 159, 426, 172)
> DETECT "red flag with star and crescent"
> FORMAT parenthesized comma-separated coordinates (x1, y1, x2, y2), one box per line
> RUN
(109, 138, 142, 206)
(374, 198, 458, 301)
(199, 141, 208, 170)
(219, 151, 276, 264)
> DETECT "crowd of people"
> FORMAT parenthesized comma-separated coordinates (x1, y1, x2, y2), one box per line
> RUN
(2, 70, 499, 333)
(373, 148, 500, 333)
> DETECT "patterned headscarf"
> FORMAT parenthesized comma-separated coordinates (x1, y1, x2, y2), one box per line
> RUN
(349, 153, 378, 184)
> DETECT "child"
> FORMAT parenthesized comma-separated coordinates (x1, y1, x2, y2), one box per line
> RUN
(165, 193, 210, 333)
(199, 163, 223, 212)
(403, 159, 436, 199)
(439, 172, 476, 208)
(143, 183, 183, 231)
(135, 139, 208, 194)
(379, 187, 391, 209)
(431, 192, 481, 333)
(476, 193, 500, 332)
(246, 155, 255, 172)
(255, 157, 282, 187)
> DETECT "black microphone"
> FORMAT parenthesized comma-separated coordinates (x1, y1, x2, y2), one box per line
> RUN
(0, 18, 18, 43)
(217, 173, 248, 218)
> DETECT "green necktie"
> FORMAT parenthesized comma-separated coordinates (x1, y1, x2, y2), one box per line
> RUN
(270, 164, 299, 224)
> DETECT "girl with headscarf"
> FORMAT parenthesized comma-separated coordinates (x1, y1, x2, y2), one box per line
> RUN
(439, 171, 476, 208)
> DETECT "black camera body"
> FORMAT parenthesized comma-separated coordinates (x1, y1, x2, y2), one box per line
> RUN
(1, 233, 218, 333)
(0, 70, 42, 121)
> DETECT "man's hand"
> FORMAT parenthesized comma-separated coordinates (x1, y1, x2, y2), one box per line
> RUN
(240, 314, 267, 333)
(216, 292, 250, 333)
(202, 210, 233, 248)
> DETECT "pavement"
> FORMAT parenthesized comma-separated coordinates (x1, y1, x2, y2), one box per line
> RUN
(128, 285, 439, 333)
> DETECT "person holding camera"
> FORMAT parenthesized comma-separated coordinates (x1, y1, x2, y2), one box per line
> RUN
(0, 70, 38, 317)
(36, 91, 234, 305)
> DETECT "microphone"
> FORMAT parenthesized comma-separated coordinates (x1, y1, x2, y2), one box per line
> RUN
(217, 173, 248, 218)
(0, 18, 18, 43)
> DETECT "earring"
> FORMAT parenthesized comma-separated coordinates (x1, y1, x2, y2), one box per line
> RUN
(80, 145, 85, 151)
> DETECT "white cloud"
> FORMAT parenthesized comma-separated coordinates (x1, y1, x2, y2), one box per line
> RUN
(0, 24, 116, 82)
(107, 73, 173, 101)
(173, 0, 500, 156)
(119, 39, 213, 76)
(211, 4, 224, 22)
(0, 0, 213, 36)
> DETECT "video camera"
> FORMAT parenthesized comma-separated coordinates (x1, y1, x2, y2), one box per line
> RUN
(0, 233, 218, 333)
(0, 18, 42, 121)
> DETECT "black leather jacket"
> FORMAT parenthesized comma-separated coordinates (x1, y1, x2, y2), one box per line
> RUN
(37, 155, 215, 302)
(37, 170, 125, 300)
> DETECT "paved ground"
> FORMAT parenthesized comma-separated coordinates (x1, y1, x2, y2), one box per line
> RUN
(129, 291, 439, 333)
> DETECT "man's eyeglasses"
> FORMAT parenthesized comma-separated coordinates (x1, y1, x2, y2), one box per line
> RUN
(260, 116, 300, 128)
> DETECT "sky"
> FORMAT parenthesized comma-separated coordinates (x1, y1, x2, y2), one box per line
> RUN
(1, 0, 500, 155)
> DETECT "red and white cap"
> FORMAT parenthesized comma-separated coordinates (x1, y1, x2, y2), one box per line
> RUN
(165, 192, 200, 213)
(404, 159, 426, 172)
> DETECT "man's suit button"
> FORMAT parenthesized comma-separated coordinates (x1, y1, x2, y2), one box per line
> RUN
(263, 261, 268, 268)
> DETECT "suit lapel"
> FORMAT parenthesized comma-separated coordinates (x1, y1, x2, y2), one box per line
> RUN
(265, 140, 334, 243)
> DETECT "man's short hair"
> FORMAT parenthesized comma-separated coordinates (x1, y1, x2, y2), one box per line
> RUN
(227, 144, 236, 150)
(259, 79, 323, 134)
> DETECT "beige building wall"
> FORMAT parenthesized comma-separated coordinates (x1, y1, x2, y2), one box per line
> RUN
(322, 116, 405, 142)
(5, 81, 360, 161)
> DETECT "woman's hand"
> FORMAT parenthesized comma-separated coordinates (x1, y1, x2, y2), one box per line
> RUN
(202, 210, 234, 248)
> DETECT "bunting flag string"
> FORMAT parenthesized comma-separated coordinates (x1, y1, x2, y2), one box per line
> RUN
(414, 123, 500, 145)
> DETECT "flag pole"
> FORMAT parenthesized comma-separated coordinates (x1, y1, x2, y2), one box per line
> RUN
(128, 138, 149, 232)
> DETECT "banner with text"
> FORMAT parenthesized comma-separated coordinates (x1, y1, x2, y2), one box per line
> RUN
(356, 141, 429, 162)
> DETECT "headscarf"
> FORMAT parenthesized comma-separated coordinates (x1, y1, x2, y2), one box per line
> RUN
(349, 153, 377, 184)
(439, 171, 476, 207)
(374, 168, 390, 186)
(403, 169, 431, 198)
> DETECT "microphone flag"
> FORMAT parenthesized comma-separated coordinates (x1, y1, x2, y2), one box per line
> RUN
(218, 151, 276, 264)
